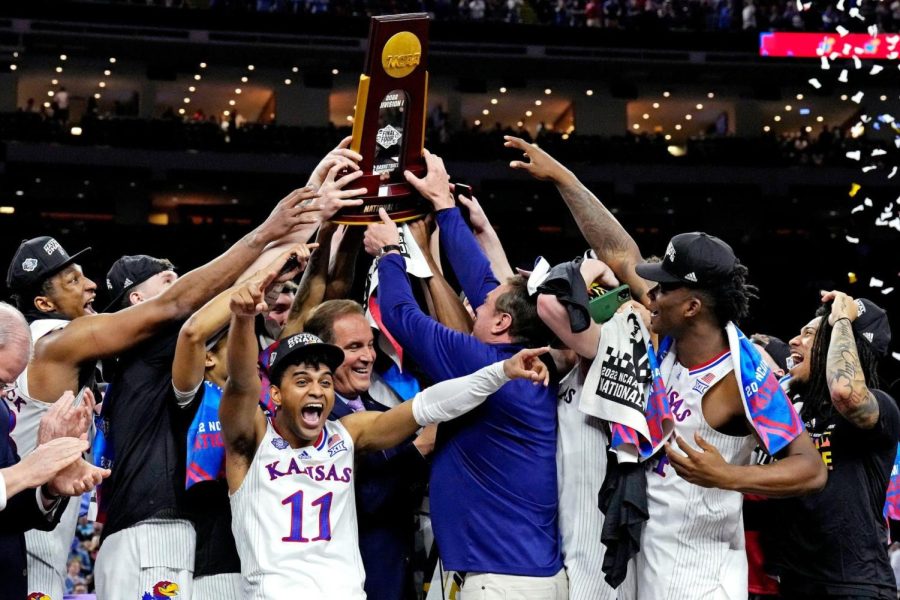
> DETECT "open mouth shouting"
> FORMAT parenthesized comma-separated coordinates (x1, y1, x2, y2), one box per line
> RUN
(84, 296, 96, 315)
(300, 402, 325, 428)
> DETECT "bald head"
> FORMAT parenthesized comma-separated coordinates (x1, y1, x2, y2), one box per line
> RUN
(0, 302, 32, 385)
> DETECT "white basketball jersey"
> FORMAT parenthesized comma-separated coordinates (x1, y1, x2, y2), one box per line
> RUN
(231, 419, 365, 599)
(556, 363, 616, 600)
(631, 350, 754, 600)
(6, 318, 90, 599)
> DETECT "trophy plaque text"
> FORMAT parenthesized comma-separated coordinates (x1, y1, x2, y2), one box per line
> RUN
(333, 13, 431, 225)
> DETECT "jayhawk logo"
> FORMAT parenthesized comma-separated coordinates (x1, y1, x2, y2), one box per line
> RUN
(26, 594, 50, 600)
(142, 581, 179, 599)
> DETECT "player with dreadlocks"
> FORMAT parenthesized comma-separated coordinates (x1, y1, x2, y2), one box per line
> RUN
(771, 291, 899, 599)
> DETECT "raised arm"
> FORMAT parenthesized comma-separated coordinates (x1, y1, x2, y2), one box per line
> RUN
(173, 246, 308, 395)
(407, 217, 473, 334)
(504, 135, 651, 307)
(324, 225, 364, 301)
(41, 187, 322, 366)
(404, 150, 499, 309)
(456, 192, 515, 281)
(281, 223, 338, 340)
(220, 280, 271, 491)
(822, 290, 879, 429)
(342, 347, 549, 452)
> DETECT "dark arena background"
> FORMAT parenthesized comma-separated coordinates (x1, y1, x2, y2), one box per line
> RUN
(2, 0, 900, 596)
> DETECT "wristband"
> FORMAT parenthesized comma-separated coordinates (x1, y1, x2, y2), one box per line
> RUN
(833, 316, 852, 325)
(378, 244, 402, 259)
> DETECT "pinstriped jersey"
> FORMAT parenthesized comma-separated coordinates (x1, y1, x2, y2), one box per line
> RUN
(231, 419, 365, 599)
(556, 364, 616, 600)
(633, 350, 755, 600)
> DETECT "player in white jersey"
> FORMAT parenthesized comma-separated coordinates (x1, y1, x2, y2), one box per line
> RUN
(221, 275, 551, 599)
(536, 257, 621, 600)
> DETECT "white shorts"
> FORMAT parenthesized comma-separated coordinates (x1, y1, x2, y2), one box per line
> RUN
(25, 495, 80, 600)
(193, 573, 241, 600)
(460, 569, 568, 600)
(94, 518, 196, 600)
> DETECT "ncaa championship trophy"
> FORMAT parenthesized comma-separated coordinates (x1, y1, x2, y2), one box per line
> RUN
(332, 13, 432, 225)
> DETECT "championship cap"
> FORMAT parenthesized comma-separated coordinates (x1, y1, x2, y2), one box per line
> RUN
(852, 298, 891, 358)
(104, 255, 175, 312)
(6, 236, 91, 291)
(267, 332, 344, 384)
(635, 232, 737, 287)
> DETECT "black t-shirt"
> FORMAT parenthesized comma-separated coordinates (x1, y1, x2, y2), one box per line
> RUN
(772, 389, 900, 598)
(100, 323, 197, 540)
(183, 383, 241, 577)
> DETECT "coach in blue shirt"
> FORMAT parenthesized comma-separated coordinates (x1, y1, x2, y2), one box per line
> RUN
(363, 150, 566, 598)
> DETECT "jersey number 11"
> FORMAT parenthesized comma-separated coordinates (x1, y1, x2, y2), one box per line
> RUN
(282, 490, 333, 543)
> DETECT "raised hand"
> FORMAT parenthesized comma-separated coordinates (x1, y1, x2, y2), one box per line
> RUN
(230, 278, 270, 318)
(405, 216, 434, 254)
(37, 389, 94, 445)
(503, 346, 551, 387)
(315, 162, 366, 222)
(504, 135, 570, 183)
(257, 187, 323, 243)
(580, 258, 620, 290)
(308, 136, 363, 190)
(403, 149, 454, 210)
(821, 290, 859, 325)
(363, 208, 401, 257)
(456, 192, 490, 234)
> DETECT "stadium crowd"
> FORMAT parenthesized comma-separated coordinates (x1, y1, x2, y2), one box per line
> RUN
(1, 132, 898, 600)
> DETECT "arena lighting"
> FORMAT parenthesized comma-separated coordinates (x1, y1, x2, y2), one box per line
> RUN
(663, 91, 671, 97)
(194, 74, 201, 81)
(535, 100, 542, 106)
(109, 57, 116, 63)
(760, 32, 900, 59)
(99, 82, 106, 88)
(642, 113, 650, 119)
(55, 67, 63, 73)
(796, 94, 804, 100)
(8, 65, 15, 71)
(585, 89, 593, 96)
(544, 88, 552, 95)
(183, 97, 190, 103)
(0, 207, 14, 215)
(764, 125, 771, 132)
(241, 76, 248, 83)
(799, 108, 810, 115)
(667, 145, 686, 157)
(490, 98, 498, 104)
(525, 110, 533, 117)
(331, 68, 339, 75)
(785, 105, 792, 111)
(774, 115, 782, 121)
(707, 92, 715, 99)
(632, 123, 640, 130)
(104, 70, 111, 76)
(43, 101, 50, 108)
(517, 120, 523, 127)
(665, 134, 672, 140)
(561, 133, 569, 139)
(247, 64, 255, 71)
(284, 79, 292, 85)
(229, 99, 236, 106)
(14, 190, 23, 196)
(93, 93, 100, 99)
(59, 54, 67, 61)
(178, 108, 185, 115)
(696, 104, 703, 110)
(51, 79, 58, 85)
(652, 102, 660, 109)
(200, 62, 207, 69)
(674, 124, 682, 130)
(235, 88, 242, 94)
(189, 86, 196, 92)
(881, 95, 888, 101)
(500, 87, 507, 93)
(816, 116, 824, 122)
(805, 126, 813, 132)
(482, 109, 489, 115)
(47, 91, 54, 97)
(474, 119, 481, 126)
(346, 115, 353, 121)
(223, 110, 230, 116)
(292, 67, 299, 73)
(70, 126, 82, 136)
(685, 114, 692, 120)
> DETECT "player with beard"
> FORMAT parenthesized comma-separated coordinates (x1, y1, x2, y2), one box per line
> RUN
(772, 292, 899, 599)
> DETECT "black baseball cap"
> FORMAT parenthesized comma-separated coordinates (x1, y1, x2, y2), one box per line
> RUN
(6, 236, 91, 291)
(104, 255, 175, 312)
(267, 332, 344, 384)
(635, 232, 737, 287)
(853, 298, 891, 358)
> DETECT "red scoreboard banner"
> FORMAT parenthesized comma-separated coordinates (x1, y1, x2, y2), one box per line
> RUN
(760, 32, 900, 59)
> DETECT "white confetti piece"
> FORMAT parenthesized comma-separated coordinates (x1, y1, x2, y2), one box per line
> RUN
(891, 52, 900, 59)
(871, 277, 884, 287)
(846, 235, 860, 243)
(889, 35, 900, 48)
(892, 352, 900, 361)
(837, 25, 850, 37)
(890, 166, 899, 178)
(820, 56, 830, 70)
(895, 137, 900, 148)
(846, 150, 861, 160)
(836, 0, 845, 10)
(839, 69, 849, 82)
(872, 148, 887, 156)
(810, 77, 823, 89)
(830, 52, 841, 60)
(865, 197, 874, 207)
(849, 7, 863, 20)
(870, 65, 884, 75)
(854, 47, 865, 56)
(843, 44, 853, 55)
(869, 25, 880, 37)
(883, 287, 894, 295)
(796, 0, 803, 10)
(852, 91, 864, 103)
(862, 165, 877, 172)
(853, 56, 862, 69)
(861, 115, 872, 123)
(892, 218, 900, 230)
(852, 205, 865, 213)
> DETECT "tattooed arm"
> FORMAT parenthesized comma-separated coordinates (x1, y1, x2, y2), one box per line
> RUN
(503, 136, 651, 307)
(823, 290, 879, 429)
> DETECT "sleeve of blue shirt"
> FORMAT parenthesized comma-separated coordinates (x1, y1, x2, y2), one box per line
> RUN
(434, 207, 500, 310)
(376, 253, 503, 383)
